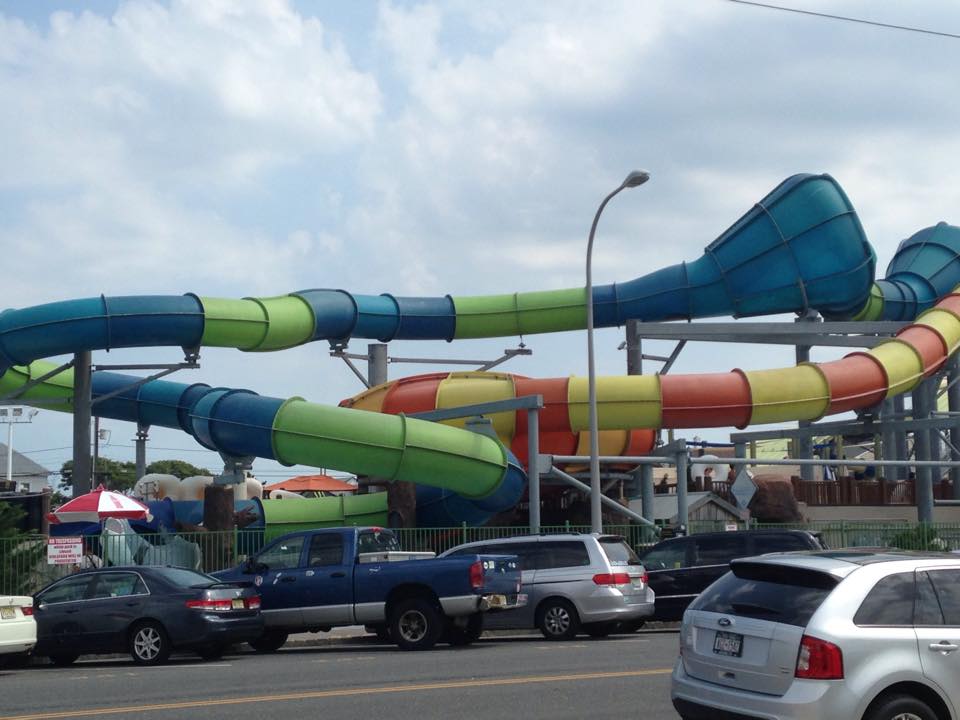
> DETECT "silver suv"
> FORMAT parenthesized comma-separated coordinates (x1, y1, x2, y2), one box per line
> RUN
(440, 534, 654, 640)
(672, 551, 960, 720)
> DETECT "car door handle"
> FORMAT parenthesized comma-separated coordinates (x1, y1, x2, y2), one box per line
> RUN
(929, 642, 959, 653)
(331, 572, 346, 578)
(280, 577, 296, 583)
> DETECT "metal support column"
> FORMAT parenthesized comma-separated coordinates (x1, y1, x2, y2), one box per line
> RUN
(676, 442, 689, 531)
(949, 356, 960, 498)
(625, 320, 642, 375)
(912, 380, 934, 523)
(880, 399, 897, 475)
(640, 464, 654, 524)
(135, 425, 149, 480)
(894, 395, 909, 480)
(368, 344, 388, 386)
(527, 408, 541, 533)
(795, 314, 815, 481)
(72, 351, 93, 495)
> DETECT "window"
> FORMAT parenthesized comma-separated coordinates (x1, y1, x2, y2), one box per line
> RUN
(490, 542, 539, 571)
(598, 537, 642, 566)
(915, 572, 944, 625)
(693, 535, 748, 566)
(539, 541, 590, 569)
(690, 562, 838, 627)
(156, 568, 219, 588)
(308, 534, 344, 567)
(854, 573, 915, 626)
(640, 540, 689, 571)
(258, 536, 305, 570)
(357, 529, 399, 554)
(752, 534, 813, 554)
(39, 576, 93, 605)
(91, 573, 147, 600)
(919, 570, 960, 626)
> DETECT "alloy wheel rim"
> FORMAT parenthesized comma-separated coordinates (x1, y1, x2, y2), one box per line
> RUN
(890, 715, 923, 720)
(135, 627, 161, 660)
(399, 610, 427, 642)
(545, 607, 570, 635)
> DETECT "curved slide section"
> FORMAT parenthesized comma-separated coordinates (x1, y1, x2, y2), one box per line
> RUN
(0, 174, 875, 379)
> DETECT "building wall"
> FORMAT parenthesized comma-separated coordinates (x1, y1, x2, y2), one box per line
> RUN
(801, 503, 960, 523)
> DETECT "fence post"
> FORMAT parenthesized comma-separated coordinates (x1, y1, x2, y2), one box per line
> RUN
(461, 522, 467, 545)
(840, 520, 847, 549)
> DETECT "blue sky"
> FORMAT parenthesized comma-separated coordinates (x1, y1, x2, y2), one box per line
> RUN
(1, 0, 959, 484)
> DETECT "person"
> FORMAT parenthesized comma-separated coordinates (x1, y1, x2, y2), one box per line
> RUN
(79, 546, 102, 570)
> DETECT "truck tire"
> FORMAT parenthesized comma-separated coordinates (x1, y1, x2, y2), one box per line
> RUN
(248, 630, 289, 653)
(389, 598, 443, 651)
(445, 613, 484, 646)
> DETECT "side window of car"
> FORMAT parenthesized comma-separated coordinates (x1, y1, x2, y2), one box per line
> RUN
(752, 534, 811, 554)
(923, 570, 960, 625)
(854, 572, 915, 626)
(693, 535, 748, 567)
(258, 536, 306, 570)
(641, 540, 689, 571)
(916, 572, 945, 625)
(308, 534, 345, 566)
(91, 572, 146, 599)
(539, 541, 590, 570)
(39, 575, 94, 604)
(487, 543, 538, 571)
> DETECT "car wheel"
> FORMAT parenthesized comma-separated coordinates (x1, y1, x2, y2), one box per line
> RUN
(129, 621, 171, 665)
(537, 598, 580, 641)
(48, 653, 79, 666)
(583, 622, 615, 638)
(248, 630, 289, 653)
(445, 613, 484, 646)
(196, 644, 225, 661)
(865, 694, 938, 720)
(389, 597, 443, 651)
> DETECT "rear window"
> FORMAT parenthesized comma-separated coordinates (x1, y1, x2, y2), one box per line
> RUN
(689, 561, 838, 627)
(752, 533, 816, 554)
(693, 535, 749, 566)
(156, 568, 221, 588)
(598, 537, 642, 566)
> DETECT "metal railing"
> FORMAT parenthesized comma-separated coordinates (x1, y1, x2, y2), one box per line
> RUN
(5, 520, 959, 595)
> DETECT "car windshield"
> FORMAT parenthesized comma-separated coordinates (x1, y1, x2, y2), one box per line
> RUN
(598, 537, 642, 565)
(689, 561, 839, 627)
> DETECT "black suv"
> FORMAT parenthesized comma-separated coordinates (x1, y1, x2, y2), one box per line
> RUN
(636, 529, 827, 621)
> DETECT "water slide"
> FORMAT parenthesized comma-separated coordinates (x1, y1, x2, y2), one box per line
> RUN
(2, 173, 959, 526)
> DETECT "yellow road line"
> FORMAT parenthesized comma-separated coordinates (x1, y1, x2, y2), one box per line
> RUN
(0, 668, 672, 720)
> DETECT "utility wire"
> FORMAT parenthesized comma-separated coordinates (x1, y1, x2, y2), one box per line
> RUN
(725, 0, 960, 40)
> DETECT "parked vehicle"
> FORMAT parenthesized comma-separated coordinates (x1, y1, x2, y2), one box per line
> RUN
(672, 550, 960, 720)
(214, 526, 525, 651)
(0, 595, 35, 663)
(440, 533, 653, 640)
(638, 529, 826, 621)
(33, 566, 263, 665)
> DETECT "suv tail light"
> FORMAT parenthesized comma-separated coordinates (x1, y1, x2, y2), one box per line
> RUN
(469, 561, 484, 590)
(638, 572, 649, 585)
(796, 635, 843, 679)
(20, 606, 33, 616)
(592, 573, 631, 586)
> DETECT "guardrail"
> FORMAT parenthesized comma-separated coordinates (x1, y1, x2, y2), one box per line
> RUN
(4, 520, 958, 595)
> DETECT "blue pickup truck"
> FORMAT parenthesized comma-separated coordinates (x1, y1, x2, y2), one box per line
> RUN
(215, 526, 524, 651)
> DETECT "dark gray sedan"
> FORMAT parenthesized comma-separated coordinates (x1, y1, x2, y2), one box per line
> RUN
(33, 566, 263, 665)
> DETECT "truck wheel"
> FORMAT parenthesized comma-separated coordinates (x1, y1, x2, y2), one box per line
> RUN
(248, 630, 288, 653)
(445, 613, 484, 646)
(537, 598, 580, 641)
(389, 598, 443, 651)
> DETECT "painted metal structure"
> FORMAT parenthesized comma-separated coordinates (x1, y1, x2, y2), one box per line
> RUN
(2, 173, 960, 527)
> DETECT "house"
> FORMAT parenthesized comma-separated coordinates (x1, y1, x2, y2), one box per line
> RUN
(0, 443, 53, 494)
(629, 491, 746, 527)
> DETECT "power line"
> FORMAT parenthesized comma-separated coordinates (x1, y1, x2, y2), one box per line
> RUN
(725, 0, 960, 40)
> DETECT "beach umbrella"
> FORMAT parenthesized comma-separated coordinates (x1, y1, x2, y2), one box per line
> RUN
(47, 485, 153, 525)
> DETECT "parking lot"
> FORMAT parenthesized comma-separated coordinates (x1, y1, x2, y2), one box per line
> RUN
(0, 629, 680, 720)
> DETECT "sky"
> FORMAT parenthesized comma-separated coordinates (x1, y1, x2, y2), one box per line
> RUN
(1, 0, 959, 486)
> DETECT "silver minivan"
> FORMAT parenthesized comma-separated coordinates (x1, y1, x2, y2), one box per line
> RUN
(440, 534, 654, 640)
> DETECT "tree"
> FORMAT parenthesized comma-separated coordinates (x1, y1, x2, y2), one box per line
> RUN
(145, 460, 211, 478)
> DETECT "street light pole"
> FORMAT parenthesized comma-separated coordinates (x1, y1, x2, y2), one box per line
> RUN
(587, 170, 650, 533)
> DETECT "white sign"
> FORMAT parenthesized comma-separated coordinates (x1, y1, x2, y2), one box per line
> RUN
(725, 524, 739, 532)
(47, 536, 83, 565)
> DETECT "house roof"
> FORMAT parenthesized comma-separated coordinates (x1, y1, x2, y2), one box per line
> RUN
(265, 474, 357, 493)
(0, 443, 52, 478)
(649, 491, 745, 522)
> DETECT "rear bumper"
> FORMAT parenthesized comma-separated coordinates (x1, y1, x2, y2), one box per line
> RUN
(178, 614, 265, 648)
(441, 593, 527, 616)
(578, 586, 656, 624)
(671, 659, 856, 720)
(0, 621, 36, 655)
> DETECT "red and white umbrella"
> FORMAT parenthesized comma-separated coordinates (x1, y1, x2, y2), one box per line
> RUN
(47, 485, 152, 525)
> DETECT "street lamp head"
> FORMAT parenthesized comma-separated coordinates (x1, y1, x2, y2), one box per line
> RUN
(622, 170, 650, 188)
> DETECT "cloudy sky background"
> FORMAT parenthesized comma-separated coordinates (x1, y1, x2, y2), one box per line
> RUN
(1, 0, 959, 484)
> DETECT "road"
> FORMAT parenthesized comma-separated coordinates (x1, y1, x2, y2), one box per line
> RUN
(0, 630, 680, 720)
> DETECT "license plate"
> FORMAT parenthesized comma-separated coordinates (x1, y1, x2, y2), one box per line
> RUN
(713, 630, 743, 657)
(232, 598, 244, 610)
(0, 607, 15, 620)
